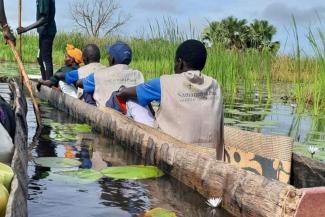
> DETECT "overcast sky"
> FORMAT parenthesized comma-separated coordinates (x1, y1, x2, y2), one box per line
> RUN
(3, 0, 325, 54)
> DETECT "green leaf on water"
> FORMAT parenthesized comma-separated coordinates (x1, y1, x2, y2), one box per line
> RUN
(236, 104, 260, 109)
(225, 109, 251, 116)
(69, 124, 92, 133)
(50, 132, 76, 142)
(54, 169, 103, 184)
(101, 165, 164, 180)
(34, 157, 81, 168)
(247, 110, 269, 115)
(224, 118, 238, 125)
(142, 208, 177, 217)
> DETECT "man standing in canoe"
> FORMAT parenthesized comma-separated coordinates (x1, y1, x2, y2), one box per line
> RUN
(17, 0, 56, 80)
(0, 0, 16, 45)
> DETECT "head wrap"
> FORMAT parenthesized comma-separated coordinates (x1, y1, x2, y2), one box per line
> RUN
(66, 44, 83, 64)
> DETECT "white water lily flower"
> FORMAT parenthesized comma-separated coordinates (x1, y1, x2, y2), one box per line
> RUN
(206, 197, 222, 208)
(308, 146, 320, 154)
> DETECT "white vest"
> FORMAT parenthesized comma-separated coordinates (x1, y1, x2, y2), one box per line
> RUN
(156, 71, 224, 159)
(78, 62, 106, 79)
(93, 64, 144, 107)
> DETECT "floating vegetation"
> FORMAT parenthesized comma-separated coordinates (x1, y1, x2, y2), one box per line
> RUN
(139, 208, 177, 217)
(54, 169, 104, 184)
(236, 120, 278, 129)
(101, 165, 164, 180)
(224, 118, 238, 125)
(225, 109, 250, 116)
(40, 121, 92, 142)
(34, 157, 81, 168)
(43, 165, 164, 184)
(71, 124, 92, 133)
(235, 104, 261, 109)
(247, 110, 270, 115)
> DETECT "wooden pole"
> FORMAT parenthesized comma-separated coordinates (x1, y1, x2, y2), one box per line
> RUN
(7, 40, 42, 127)
(18, 0, 22, 57)
(18, 0, 23, 87)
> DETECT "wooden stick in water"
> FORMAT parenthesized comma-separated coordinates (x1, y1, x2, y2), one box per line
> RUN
(18, 0, 22, 57)
(7, 40, 42, 127)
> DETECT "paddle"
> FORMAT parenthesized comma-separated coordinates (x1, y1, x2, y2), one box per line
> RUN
(6, 40, 42, 127)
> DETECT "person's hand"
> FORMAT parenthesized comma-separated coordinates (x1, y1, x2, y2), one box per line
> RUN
(16, 27, 27, 35)
(36, 81, 43, 92)
(2, 26, 16, 46)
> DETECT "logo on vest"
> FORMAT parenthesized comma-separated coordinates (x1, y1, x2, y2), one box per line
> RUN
(177, 89, 217, 102)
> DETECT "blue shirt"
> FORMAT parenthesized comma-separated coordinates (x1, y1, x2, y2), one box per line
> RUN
(65, 70, 79, 85)
(82, 73, 96, 93)
(136, 78, 161, 107)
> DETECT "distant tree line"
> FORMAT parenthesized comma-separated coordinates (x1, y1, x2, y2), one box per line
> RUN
(203, 16, 280, 53)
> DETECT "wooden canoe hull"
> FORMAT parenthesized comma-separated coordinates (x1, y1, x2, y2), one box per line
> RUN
(4, 80, 28, 217)
(33, 82, 325, 217)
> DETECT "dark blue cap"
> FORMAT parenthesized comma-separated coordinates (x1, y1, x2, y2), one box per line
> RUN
(105, 41, 132, 65)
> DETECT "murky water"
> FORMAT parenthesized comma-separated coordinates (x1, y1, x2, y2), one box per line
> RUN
(27, 102, 233, 217)
(224, 84, 325, 161)
(0, 62, 40, 77)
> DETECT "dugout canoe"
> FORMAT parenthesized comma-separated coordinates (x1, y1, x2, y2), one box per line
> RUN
(0, 80, 28, 217)
(33, 82, 325, 217)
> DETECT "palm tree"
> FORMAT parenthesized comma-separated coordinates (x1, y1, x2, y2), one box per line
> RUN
(220, 16, 248, 49)
(202, 17, 280, 53)
(248, 20, 277, 51)
(203, 16, 249, 50)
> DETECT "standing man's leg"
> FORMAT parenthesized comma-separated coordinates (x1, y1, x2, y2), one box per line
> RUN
(39, 34, 55, 80)
(38, 34, 46, 80)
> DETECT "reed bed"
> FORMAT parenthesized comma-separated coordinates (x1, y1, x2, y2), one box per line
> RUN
(0, 31, 324, 114)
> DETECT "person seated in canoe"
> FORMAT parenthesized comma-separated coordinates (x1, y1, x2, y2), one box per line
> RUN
(63, 44, 106, 99)
(37, 44, 83, 90)
(118, 40, 224, 160)
(42, 44, 106, 99)
(75, 41, 154, 126)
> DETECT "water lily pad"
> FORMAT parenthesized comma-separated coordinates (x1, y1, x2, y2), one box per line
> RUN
(34, 157, 81, 168)
(70, 124, 92, 133)
(236, 104, 260, 109)
(50, 131, 76, 142)
(41, 118, 60, 127)
(224, 118, 238, 125)
(142, 208, 177, 217)
(247, 110, 270, 115)
(101, 165, 164, 180)
(225, 109, 251, 116)
(54, 169, 103, 184)
(236, 122, 264, 129)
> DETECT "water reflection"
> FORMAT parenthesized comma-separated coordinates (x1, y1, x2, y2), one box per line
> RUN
(27, 102, 233, 217)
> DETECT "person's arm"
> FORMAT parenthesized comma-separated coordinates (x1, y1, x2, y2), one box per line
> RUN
(118, 78, 161, 107)
(0, 0, 8, 26)
(80, 74, 95, 93)
(65, 70, 79, 85)
(76, 79, 84, 88)
(17, 16, 47, 34)
(54, 71, 66, 82)
(17, 0, 49, 34)
(0, 0, 16, 45)
(118, 87, 137, 101)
